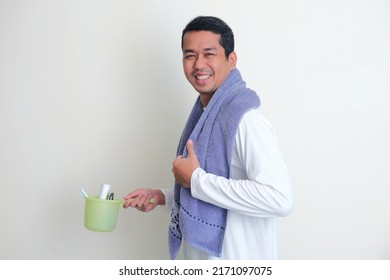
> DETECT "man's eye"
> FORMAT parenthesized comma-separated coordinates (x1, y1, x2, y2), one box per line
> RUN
(185, 54, 196, 59)
(205, 53, 215, 57)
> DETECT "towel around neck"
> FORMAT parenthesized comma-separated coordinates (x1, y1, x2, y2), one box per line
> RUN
(169, 68, 260, 259)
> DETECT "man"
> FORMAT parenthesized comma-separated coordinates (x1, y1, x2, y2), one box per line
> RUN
(123, 16, 294, 260)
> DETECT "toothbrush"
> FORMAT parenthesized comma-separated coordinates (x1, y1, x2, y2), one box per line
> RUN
(80, 187, 88, 199)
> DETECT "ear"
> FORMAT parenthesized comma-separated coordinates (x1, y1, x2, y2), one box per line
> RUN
(228, 51, 237, 69)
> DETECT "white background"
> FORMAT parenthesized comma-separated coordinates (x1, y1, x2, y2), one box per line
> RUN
(0, 0, 389, 259)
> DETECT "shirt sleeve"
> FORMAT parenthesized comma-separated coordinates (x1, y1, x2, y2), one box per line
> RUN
(160, 188, 174, 213)
(190, 108, 294, 218)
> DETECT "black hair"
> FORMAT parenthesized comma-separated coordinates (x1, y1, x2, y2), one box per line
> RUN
(181, 16, 235, 59)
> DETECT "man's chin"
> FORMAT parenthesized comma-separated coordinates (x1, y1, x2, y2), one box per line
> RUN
(193, 84, 215, 94)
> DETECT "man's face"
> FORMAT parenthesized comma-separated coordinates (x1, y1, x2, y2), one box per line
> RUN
(182, 31, 237, 105)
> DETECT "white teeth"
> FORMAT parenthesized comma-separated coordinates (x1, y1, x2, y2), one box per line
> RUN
(196, 75, 211, 80)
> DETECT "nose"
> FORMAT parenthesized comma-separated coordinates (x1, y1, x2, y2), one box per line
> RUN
(193, 55, 207, 70)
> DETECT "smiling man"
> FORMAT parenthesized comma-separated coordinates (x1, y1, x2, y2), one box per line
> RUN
(123, 16, 294, 260)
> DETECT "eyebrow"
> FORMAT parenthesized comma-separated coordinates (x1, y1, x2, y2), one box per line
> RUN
(183, 47, 217, 53)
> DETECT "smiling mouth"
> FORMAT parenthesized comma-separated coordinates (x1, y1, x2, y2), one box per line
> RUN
(195, 74, 212, 81)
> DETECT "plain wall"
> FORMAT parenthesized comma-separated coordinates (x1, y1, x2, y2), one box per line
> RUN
(0, 0, 389, 259)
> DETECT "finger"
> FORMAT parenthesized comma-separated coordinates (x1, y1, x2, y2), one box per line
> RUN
(144, 201, 157, 212)
(143, 194, 152, 207)
(138, 195, 151, 210)
(123, 199, 131, 209)
(175, 155, 183, 161)
(172, 156, 182, 171)
(129, 195, 142, 208)
(135, 195, 148, 210)
(123, 191, 140, 200)
(186, 139, 196, 158)
(124, 196, 139, 209)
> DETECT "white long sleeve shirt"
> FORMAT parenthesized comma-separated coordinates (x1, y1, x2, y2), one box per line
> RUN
(162, 107, 294, 259)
